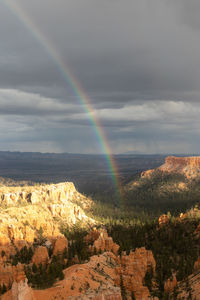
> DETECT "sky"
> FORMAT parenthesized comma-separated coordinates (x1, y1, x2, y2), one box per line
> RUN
(0, 0, 200, 154)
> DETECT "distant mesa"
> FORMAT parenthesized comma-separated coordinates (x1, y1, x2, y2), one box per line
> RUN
(141, 156, 200, 179)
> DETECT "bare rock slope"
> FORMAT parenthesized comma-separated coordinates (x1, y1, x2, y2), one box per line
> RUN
(0, 182, 94, 251)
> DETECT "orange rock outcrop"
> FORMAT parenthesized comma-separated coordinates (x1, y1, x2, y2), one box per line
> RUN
(84, 228, 100, 245)
(164, 276, 177, 293)
(88, 229, 119, 255)
(1, 245, 156, 300)
(2, 279, 36, 300)
(52, 236, 68, 256)
(177, 271, 200, 299)
(142, 156, 200, 179)
(32, 246, 49, 266)
(0, 182, 95, 254)
(158, 214, 170, 226)
(0, 264, 25, 289)
(0, 181, 96, 295)
(115, 247, 156, 300)
(2, 252, 122, 300)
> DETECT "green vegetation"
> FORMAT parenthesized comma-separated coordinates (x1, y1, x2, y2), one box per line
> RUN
(10, 246, 34, 265)
(61, 223, 90, 264)
(24, 225, 91, 289)
(104, 208, 200, 298)
(25, 255, 65, 289)
(123, 171, 200, 214)
(0, 283, 7, 295)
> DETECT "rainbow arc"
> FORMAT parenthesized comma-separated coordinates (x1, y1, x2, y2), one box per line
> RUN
(3, 0, 122, 202)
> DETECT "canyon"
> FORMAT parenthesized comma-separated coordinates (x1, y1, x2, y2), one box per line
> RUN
(1, 156, 200, 299)
(0, 179, 158, 299)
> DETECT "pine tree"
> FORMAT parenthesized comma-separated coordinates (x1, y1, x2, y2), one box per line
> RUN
(120, 275, 127, 300)
(131, 291, 136, 300)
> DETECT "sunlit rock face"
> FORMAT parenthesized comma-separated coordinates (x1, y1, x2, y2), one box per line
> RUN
(115, 247, 156, 300)
(0, 182, 94, 249)
(1, 227, 156, 300)
(2, 248, 156, 300)
(0, 182, 77, 206)
(32, 246, 49, 266)
(0, 181, 95, 292)
(52, 236, 68, 256)
(11, 279, 36, 300)
(142, 156, 200, 179)
(85, 228, 119, 255)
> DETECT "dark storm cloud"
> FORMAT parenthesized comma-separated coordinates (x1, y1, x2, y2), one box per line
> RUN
(2, 0, 200, 100)
(1, 0, 200, 153)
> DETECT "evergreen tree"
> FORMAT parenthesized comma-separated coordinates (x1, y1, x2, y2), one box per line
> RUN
(120, 275, 127, 300)
(131, 291, 136, 300)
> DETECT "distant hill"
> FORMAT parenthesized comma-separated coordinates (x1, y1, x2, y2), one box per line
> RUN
(0, 176, 33, 186)
(124, 156, 200, 213)
(141, 156, 200, 179)
(0, 151, 166, 201)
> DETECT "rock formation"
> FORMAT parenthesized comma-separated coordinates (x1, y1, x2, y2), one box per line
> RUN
(115, 247, 156, 300)
(86, 228, 119, 255)
(52, 236, 68, 256)
(84, 228, 100, 245)
(0, 180, 157, 300)
(176, 272, 200, 299)
(2, 252, 121, 300)
(142, 156, 200, 179)
(0, 182, 82, 206)
(1, 244, 156, 300)
(0, 264, 25, 289)
(0, 181, 95, 293)
(164, 276, 177, 293)
(12, 279, 36, 300)
(32, 246, 49, 266)
(0, 182, 94, 252)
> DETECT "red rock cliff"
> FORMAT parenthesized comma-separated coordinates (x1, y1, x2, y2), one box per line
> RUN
(115, 247, 156, 300)
(142, 156, 200, 179)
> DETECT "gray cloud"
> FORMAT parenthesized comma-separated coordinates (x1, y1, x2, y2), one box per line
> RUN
(0, 0, 200, 153)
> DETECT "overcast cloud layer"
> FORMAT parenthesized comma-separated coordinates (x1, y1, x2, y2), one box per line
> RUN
(0, 0, 200, 154)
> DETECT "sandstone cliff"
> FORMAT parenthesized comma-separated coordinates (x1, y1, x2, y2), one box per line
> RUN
(0, 181, 95, 292)
(141, 156, 200, 179)
(116, 247, 156, 300)
(0, 182, 94, 252)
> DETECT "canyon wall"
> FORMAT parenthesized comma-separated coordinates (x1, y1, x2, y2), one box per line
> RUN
(141, 156, 200, 179)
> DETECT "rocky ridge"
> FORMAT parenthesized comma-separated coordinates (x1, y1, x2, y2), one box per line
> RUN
(0, 181, 95, 293)
(141, 156, 200, 179)
(0, 182, 94, 252)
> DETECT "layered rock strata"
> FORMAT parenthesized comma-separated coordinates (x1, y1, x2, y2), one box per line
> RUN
(141, 156, 200, 179)
(0, 182, 94, 292)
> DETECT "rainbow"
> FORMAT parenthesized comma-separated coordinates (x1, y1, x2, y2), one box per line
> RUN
(3, 0, 122, 202)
